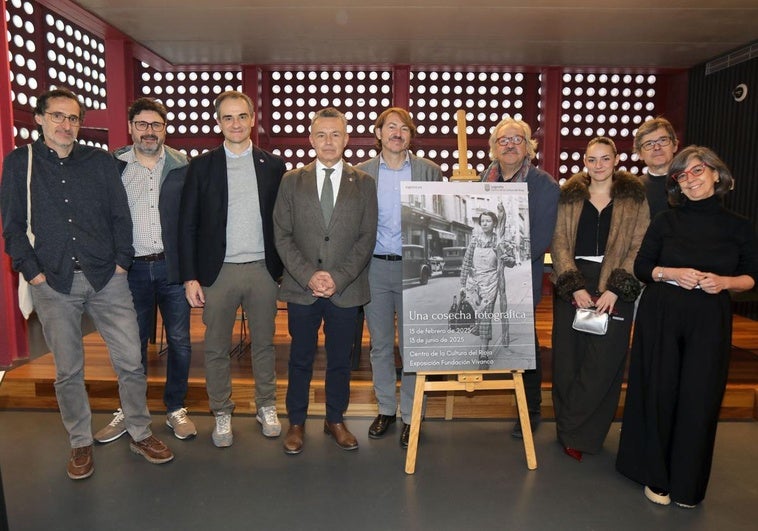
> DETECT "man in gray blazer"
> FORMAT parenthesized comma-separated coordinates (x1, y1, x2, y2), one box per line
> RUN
(355, 108, 443, 449)
(274, 107, 378, 455)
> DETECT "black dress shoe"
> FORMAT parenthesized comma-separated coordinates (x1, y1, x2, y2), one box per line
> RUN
(368, 414, 396, 439)
(400, 422, 412, 449)
(512, 412, 541, 439)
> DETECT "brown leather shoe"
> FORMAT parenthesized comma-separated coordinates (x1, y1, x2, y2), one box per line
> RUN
(323, 421, 358, 451)
(130, 435, 174, 464)
(284, 424, 305, 455)
(67, 445, 94, 480)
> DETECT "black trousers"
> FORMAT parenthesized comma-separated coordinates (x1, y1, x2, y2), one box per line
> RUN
(616, 283, 732, 506)
(551, 260, 634, 453)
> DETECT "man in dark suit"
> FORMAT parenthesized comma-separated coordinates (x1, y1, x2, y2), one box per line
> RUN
(274, 107, 378, 455)
(178, 90, 286, 448)
(355, 107, 443, 449)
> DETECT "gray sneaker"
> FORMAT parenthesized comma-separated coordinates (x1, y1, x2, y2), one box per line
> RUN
(94, 409, 126, 443)
(256, 405, 282, 438)
(166, 408, 197, 440)
(212, 412, 233, 448)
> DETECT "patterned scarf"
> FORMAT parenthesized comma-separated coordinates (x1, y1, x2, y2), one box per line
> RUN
(481, 157, 530, 183)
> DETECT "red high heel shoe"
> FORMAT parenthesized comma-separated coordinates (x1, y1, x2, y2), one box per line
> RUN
(563, 446, 583, 462)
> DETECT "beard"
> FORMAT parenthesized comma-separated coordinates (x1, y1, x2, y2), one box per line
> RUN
(135, 135, 162, 156)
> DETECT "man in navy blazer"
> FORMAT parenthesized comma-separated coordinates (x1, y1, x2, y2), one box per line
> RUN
(178, 90, 285, 448)
(274, 107, 378, 455)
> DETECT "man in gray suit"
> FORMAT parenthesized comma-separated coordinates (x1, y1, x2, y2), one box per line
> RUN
(355, 108, 443, 449)
(274, 107, 378, 455)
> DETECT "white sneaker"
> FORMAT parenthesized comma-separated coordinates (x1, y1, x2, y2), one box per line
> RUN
(256, 405, 282, 438)
(166, 408, 197, 440)
(94, 409, 126, 443)
(644, 486, 671, 506)
(212, 412, 233, 448)
(675, 502, 697, 509)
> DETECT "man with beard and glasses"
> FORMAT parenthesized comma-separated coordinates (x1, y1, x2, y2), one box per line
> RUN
(355, 107, 442, 449)
(95, 98, 196, 444)
(479, 117, 559, 439)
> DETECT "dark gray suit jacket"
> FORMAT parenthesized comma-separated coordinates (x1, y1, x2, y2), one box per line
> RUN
(273, 161, 378, 307)
(354, 153, 443, 182)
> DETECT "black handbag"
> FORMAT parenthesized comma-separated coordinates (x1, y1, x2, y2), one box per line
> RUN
(449, 293, 476, 333)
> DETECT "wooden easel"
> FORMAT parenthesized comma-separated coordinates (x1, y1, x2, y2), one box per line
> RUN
(449, 109, 479, 181)
(404, 110, 538, 474)
(404, 370, 537, 474)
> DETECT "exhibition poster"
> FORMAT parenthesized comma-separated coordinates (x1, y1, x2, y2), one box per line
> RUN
(401, 181, 536, 372)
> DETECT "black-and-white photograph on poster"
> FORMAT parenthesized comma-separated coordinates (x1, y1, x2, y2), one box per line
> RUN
(401, 181, 535, 372)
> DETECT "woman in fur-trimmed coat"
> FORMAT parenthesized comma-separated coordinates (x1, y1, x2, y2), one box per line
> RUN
(550, 137, 649, 461)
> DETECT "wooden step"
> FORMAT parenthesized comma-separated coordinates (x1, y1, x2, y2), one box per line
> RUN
(3, 300, 758, 420)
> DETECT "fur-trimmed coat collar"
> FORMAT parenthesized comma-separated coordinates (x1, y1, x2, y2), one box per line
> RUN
(550, 170, 649, 301)
(559, 170, 645, 205)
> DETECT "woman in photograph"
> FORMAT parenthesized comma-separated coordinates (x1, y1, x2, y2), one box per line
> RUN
(459, 202, 516, 360)
(616, 146, 758, 508)
(550, 137, 649, 461)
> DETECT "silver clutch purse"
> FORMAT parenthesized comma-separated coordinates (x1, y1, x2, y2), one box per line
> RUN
(572, 308, 609, 335)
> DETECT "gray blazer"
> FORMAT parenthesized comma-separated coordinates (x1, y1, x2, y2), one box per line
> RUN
(273, 161, 378, 307)
(354, 153, 443, 182)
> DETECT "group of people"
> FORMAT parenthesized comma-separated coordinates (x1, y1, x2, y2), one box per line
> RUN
(549, 118, 758, 510)
(1, 88, 756, 511)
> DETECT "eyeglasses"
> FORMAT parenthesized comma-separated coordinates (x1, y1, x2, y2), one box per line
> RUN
(495, 135, 525, 146)
(672, 162, 713, 183)
(45, 112, 81, 126)
(641, 136, 672, 151)
(131, 121, 166, 132)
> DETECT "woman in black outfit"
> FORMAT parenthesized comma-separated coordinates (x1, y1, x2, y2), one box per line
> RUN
(616, 146, 758, 508)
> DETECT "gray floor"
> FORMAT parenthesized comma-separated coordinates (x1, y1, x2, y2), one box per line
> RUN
(1, 411, 757, 531)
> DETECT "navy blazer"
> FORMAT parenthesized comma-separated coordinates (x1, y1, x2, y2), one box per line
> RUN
(178, 144, 286, 286)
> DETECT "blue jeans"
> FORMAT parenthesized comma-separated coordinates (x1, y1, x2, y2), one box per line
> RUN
(286, 299, 357, 425)
(128, 259, 192, 413)
(31, 271, 152, 447)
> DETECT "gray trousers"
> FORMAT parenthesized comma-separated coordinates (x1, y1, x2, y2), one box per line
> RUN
(202, 261, 279, 414)
(364, 257, 418, 424)
(32, 272, 152, 448)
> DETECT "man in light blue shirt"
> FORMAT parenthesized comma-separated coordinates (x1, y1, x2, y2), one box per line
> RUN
(356, 108, 443, 449)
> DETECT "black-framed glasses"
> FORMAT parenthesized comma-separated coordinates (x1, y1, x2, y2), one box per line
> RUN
(672, 162, 713, 183)
(45, 112, 81, 126)
(131, 120, 166, 132)
(495, 135, 525, 146)
(641, 136, 672, 151)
